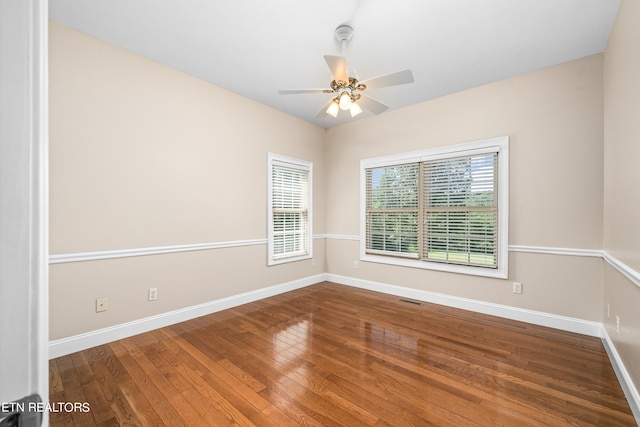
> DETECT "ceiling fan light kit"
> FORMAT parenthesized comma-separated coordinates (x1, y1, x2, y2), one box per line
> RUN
(349, 101, 363, 117)
(338, 90, 352, 110)
(278, 25, 415, 120)
(326, 99, 340, 117)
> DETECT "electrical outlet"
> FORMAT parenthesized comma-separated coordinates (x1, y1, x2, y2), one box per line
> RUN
(616, 316, 620, 334)
(148, 288, 158, 301)
(353, 261, 359, 268)
(513, 282, 522, 294)
(96, 297, 107, 312)
(607, 303, 610, 319)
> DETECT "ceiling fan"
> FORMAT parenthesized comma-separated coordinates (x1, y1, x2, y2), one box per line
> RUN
(278, 25, 415, 119)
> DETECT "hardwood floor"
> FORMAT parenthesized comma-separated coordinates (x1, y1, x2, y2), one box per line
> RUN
(49, 282, 636, 426)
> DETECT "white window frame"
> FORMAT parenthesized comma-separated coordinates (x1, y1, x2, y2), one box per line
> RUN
(267, 153, 313, 266)
(360, 136, 509, 279)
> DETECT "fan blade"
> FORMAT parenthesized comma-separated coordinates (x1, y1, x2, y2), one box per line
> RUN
(324, 55, 349, 83)
(278, 89, 329, 95)
(358, 94, 389, 115)
(314, 98, 336, 119)
(359, 69, 414, 90)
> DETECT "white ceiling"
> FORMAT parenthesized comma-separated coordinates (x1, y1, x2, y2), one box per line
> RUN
(49, 0, 620, 128)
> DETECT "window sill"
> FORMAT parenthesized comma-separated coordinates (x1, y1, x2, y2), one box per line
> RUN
(360, 253, 508, 279)
(268, 253, 312, 266)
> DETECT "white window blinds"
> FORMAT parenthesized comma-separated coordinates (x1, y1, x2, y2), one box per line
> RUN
(268, 154, 312, 265)
(365, 163, 420, 258)
(423, 153, 498, 267)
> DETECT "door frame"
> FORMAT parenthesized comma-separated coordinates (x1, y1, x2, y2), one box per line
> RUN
(0, 0, 48, 423)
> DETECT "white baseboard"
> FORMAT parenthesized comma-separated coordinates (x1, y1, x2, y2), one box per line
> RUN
(601, 326, 640, 424)
(50, 272, 604, 358)
(48, 274, 327, 359)
(326, 274, 603, 337)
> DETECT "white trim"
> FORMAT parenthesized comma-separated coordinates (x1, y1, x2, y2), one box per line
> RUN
(267, 152, 313, 266)
(603, 251, 640, 289)
(509, 245, 603, 258)
(49, 239, 623, 266)
(326, 274, 603, 337)
(360, 253, 509, 279)
(321, 234, 360, 241)
(49, 274, 326, 358)
(49, 235, 333, 264)
(601, 326, 640, 424)
(0, 0, 49, 412)
(322, 235, 607, 258)
(49, 239, 268, 264)
(34, 0, 50, 412)
(358, 136, 509, 169)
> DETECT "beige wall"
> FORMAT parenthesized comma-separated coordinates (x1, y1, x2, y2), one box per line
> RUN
(325, 54, 605, 320)
(603, 0, 640, 400)
(49, 22, 326, 339)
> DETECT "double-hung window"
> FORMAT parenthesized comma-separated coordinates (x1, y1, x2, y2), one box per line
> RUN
(268, 153, 312, 265)
(361, 137, 508, 278)
(366, 163, 420, 258)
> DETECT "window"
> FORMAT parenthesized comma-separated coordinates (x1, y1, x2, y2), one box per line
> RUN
(268, 153, 312, 265)
(424, 153, 498, 267)
(361, 137, 508, 278)
(366, 163, 420, 258)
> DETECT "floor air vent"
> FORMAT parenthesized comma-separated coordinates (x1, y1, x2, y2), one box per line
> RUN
(398, 298, 423, 306)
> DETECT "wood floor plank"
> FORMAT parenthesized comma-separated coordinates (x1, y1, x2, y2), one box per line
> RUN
(53, 351, 100, 426)
(142, 331, 195, 394)
(166, 329, 274, 412)
(49, 282, 636, 426)
(48, 358, 88, 426)
(69, 351, 117, 426)
(110, 340, 187, 426)
(85, 345, 149, 425)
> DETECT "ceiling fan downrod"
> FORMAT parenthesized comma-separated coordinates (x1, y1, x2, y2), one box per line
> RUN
(334, 25, 353, 56)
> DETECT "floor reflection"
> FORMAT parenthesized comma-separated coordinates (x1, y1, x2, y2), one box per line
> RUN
(363, 321, 419, 359)
(272, 315, 311, 366)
